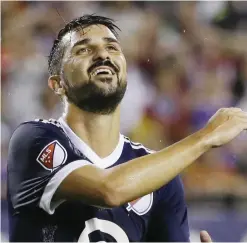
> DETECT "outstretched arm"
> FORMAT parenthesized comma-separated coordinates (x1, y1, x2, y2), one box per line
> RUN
(55, 108, 247, 207)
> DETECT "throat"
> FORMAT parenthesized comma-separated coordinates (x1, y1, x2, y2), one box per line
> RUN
(62, 104, 121, 159)
(87, 133, 121, 159)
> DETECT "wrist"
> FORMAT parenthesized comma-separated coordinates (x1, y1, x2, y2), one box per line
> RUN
(195, 128, 212, 151)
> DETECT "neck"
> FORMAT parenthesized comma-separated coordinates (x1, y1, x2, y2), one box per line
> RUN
(62, 103, 121, 158)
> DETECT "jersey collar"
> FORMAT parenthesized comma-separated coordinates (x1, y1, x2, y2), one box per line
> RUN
(58, 117, 124, 169)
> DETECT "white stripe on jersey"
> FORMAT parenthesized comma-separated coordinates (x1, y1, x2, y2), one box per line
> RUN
(39, 159, 92, 215)
(123, 136, 155, 154)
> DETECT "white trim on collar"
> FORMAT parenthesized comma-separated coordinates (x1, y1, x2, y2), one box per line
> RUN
(58, 117, 124, 169)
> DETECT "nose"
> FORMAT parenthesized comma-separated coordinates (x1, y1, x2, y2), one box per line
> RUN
(92, 47, 110, 61)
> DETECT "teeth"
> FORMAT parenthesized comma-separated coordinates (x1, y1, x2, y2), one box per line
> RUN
(92, 68, 112, 76)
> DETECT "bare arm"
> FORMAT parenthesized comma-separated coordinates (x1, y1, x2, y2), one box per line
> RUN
(55, 108, 247, 207)
(57, 129, 207, 207)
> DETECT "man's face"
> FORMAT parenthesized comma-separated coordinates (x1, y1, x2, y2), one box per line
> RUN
(60, 24, 127, 114)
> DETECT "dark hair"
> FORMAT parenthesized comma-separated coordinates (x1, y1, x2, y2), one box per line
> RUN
(48, 14, 120, 76)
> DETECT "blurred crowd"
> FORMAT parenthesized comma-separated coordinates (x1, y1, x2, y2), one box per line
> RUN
(1, 1, 247, 240)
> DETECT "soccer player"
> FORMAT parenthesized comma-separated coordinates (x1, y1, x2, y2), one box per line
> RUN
(7, 15, 247, 242)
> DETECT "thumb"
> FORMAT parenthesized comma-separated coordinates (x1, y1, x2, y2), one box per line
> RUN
(200, 230, 212, 242)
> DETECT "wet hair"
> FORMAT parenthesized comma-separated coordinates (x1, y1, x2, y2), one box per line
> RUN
(48, 14, 120, 76)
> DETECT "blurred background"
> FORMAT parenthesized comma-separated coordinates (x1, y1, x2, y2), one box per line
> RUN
(1, 1, 247, 242)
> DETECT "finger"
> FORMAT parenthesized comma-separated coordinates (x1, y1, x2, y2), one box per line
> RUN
(228, 111, 247, 119)
(218, 108, 247, 119)
(223, 107, 243, 112)
(220, 107, 242, 113)
(232, 117, 247, 123)
(200, 230, 212, 242)
(229, 117, 247, 130)
(229, 107, 242, 112)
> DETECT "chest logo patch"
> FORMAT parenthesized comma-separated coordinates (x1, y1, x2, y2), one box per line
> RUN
(36, 140, 67, 171)
(126, 193, 153, 215)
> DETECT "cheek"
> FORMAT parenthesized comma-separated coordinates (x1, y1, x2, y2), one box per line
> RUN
(62, 62, 72, 82)
(63, 58, 88, 83)
(119, 55, 127, 76)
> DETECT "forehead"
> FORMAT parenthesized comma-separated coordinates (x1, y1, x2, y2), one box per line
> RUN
(62, 24, 117, 47)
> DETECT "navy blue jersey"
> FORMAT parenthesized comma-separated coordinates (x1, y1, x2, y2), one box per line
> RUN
(7, 118, 189, 242)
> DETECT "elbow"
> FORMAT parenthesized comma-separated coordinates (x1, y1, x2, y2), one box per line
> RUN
(101, 179, 123, 208)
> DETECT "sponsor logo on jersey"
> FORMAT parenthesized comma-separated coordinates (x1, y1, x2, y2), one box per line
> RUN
(126, 193, 153, 215)
(36, 140, 67, 171)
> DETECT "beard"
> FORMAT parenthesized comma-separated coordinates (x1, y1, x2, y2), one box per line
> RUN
(64, 75, 127, 115)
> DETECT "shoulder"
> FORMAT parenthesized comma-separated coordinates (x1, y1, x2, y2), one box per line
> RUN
(19, 118, 63, 132)
(8, 118, 71, 160)
(10, 118, 65, 142)
(123, 135, 156, 156)
(8, 118, 81, 172)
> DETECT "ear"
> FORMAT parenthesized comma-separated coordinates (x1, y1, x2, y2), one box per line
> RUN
(48, 75, 65, 96)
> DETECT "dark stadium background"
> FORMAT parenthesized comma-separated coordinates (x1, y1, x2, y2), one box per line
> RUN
(1, 1, 247, 242)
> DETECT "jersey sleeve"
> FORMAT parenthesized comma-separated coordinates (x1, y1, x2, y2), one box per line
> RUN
(7, 122, 91, 215)
(145, 176, 190, 242)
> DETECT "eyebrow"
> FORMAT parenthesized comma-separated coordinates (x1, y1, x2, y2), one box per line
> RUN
(72, 37, 120, 49)
(103, 37, 120, 45)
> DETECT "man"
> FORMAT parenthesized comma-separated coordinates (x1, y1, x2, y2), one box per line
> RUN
(7, 15, 247, 242)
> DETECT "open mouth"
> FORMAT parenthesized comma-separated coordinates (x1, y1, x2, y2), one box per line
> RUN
(91, 68, 113, 77)
(89, 61, 119, 77)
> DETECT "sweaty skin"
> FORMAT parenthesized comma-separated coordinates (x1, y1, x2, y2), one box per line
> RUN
(48, 25, 247, 242)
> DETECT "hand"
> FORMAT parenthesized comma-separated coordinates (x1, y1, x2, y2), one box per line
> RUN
(202, 108, 247, 148)
(200, 230, 212, 242)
